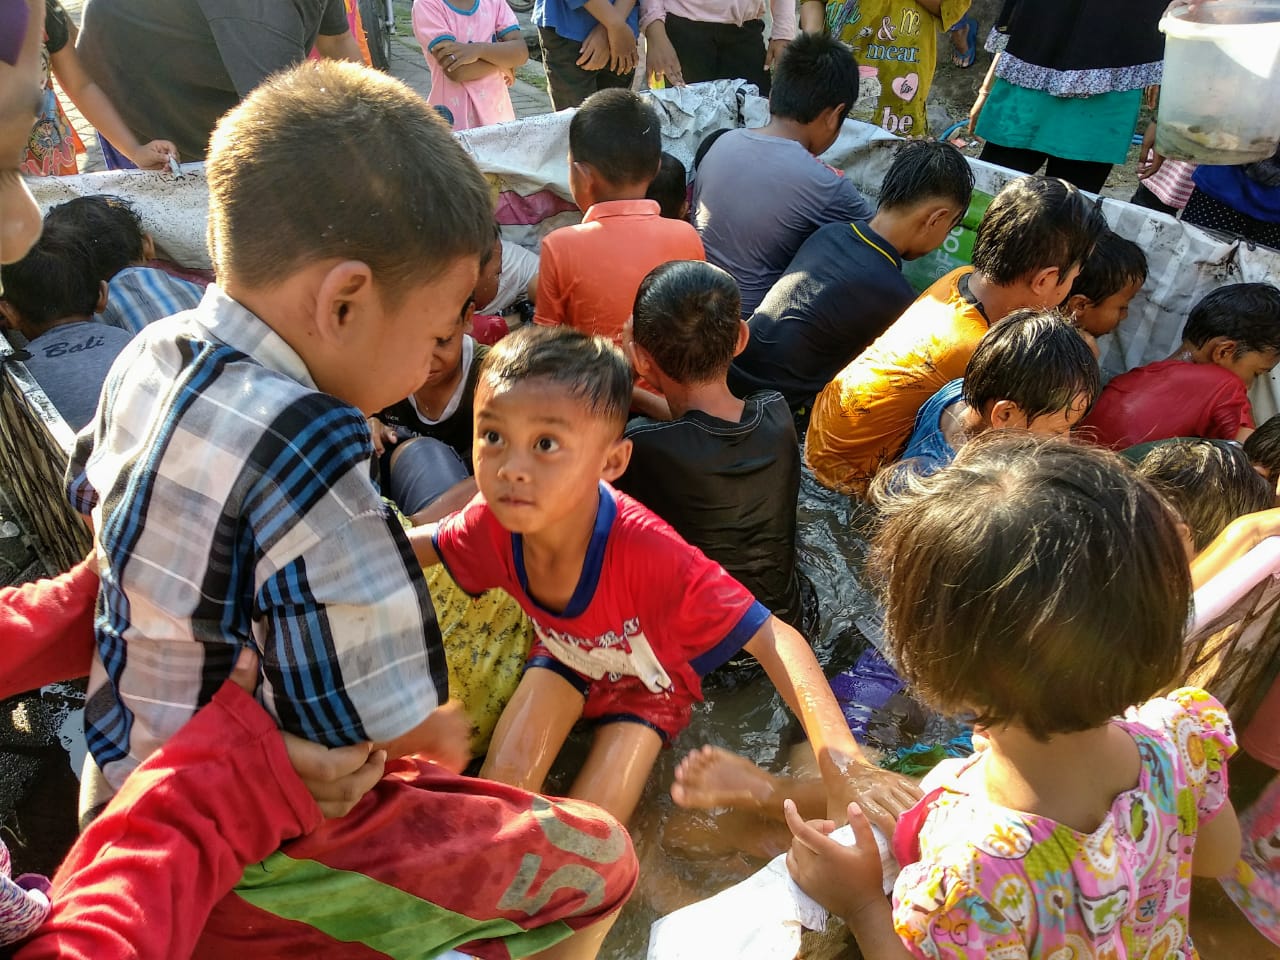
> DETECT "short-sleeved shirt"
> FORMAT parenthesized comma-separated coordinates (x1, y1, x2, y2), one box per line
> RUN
(897, 377, 964, 477)
(534, 198, 706, 345)
(617, 391, 805, 629)
(432, 483, 770, 702)
(77, 0, 351, 161)
(1079, 357, 1255, 451)
(805, 267, 987, 495)
(892, 688, 1236, 959)
(728, 220, 915, 413)
(376, 336, 489, 464)
(692, 129, 874, 315)
(67, 285, 447, 791)
(534, 0, 639, 43)
(412, 0, 521, 131)
(22, 320, 132, 431)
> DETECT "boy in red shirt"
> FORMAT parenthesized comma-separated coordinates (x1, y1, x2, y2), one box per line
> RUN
(1082, 283, 1280, 450)
(410, 326, 918, 830)
(535, 89, 704, 416)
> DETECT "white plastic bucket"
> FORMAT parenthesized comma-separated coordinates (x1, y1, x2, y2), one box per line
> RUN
(1157, 0, 1280, 164)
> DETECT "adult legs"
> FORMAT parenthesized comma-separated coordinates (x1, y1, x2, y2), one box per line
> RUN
(1043, 156, 1113, 195)
(1130, 182, 1181, 216)
(978, 140, 1048, 176)
(662, 15, 719, 84)
(663, 16, 769, 93)
(537, 27, 633, 111)
(711, 19, 770, 95)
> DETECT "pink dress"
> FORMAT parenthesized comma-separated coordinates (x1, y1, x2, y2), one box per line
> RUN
(412, 0, 519, 131)
(892, 688, 1236, 959)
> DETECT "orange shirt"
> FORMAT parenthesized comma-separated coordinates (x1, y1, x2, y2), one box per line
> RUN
(805, 267, 988, 495)
(534, 199, 706, 344)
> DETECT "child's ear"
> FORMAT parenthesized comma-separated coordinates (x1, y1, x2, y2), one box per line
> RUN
(1028, 265, 1067, 304)
(1063, 293, 1090, 320)
(732, 319, 750, 358)
(140, 233, 156, 262)
(314, 260, 376, 344)
(94, 280, 109, 315)
(601, 436, 632, 482)
(987, 399, 1021, 429)
(1209, 337, 1240, 367)
(630, 340, 658, 382)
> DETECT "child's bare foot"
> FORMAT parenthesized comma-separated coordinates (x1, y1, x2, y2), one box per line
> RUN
(671, 746, 779, 811)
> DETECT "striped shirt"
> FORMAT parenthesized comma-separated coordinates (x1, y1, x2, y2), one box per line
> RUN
(101, 265, 204, 336)
(67, 286, 447, 791)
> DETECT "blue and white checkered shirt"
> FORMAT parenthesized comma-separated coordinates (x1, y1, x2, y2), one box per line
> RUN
(101, 265, 203, 336)
(68, 285, 448, 790)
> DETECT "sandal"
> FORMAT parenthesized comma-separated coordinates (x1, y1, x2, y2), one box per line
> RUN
(950, 13, 978, 69)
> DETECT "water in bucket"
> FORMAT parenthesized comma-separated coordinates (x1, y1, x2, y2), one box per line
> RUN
(1157, 0, 1280, 165)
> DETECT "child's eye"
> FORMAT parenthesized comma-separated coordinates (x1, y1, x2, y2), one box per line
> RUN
(436, 336, 456, 348)
(535, 437, 559, 453)
(482, 429, 502, 445)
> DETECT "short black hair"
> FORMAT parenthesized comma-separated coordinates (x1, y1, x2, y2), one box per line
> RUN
(964, 309, 1100, 419)
(878, 140, 974, 214)
(632, 260, 740, 384)
(972, 176, 1107, 287)
(479, 325, 631, 429)
(870, 432, 1190, 740)
(0, 226, 100, 329)
(1244, 414, 1280, 477)
(569, 89, 662, 187)
(768, 33, 859, 125)
(1136, 439, 1273, 550)
(1182, 283, 1280, 358)
(1068, 229, 1148, 305)
(43, 194, 146, 282)
(646, 152, 688, 220)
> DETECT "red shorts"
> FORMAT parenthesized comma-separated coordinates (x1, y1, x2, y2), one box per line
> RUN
(527, 643, 696, 743)
(195, 760, 637, 959)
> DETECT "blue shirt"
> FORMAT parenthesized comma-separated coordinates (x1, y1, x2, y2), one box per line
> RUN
(1193, 164, 1280, 225)
(102, 265, 203, 335)
(534, 0, 638, 45)
(898, 378, 965, 477)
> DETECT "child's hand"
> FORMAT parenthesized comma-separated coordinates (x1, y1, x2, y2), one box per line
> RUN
(412, 699, 472, 773)
(1138, 122, 1165, 179)
(367, 416, 399, 457)
(826, 757, 921, 837)
(500, 66, 516, 87)
(577, 25, 612, 70)
(784, 799, 887, 925)
(765, 38, 788, 69)
(606, 24, 638, 73)
(130, 139, 178, 171)
(434, 40, 481, 74)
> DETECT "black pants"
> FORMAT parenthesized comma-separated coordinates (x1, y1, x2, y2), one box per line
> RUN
(1184, 188, 1280, 250)
(1129, 182, 1180, 217)
(978, 141, 1113, 195)
(538, 26, 635, 111)
(663, 15, 770, 94)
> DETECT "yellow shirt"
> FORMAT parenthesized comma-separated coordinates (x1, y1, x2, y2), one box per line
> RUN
(805, 267, 987, 495)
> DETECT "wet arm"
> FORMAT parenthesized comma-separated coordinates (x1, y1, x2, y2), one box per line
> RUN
(406, 523, 442, 567)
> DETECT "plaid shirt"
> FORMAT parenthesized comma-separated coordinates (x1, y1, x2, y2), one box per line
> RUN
(68, 286, 448, 791)
(101, 265, 204, 336)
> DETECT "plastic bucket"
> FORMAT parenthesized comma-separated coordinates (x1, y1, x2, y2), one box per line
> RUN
(1157, 0, 1280, 165)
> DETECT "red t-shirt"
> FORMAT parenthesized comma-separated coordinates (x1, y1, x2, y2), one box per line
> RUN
(432, 483, 769, 702)
(1080, 358, 1255, 450)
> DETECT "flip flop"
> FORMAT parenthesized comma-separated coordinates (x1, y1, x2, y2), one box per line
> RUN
(950, 13, 978, 69)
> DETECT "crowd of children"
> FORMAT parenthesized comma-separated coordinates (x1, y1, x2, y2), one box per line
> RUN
(4, 5, 1280, 958)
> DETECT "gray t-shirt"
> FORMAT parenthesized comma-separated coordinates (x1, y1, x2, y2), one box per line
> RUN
(78, 0, 350, 161)
(24, 320, 132, 430)
(692, 129, 873, 315)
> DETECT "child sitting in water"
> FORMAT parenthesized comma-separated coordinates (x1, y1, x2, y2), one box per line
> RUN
(897, 309, 1099, 477)
(784, 433, 1242, 958)
(618, 260, 810, 633)
(411, 326, 919, 828)
(1082, 283, 1280, 450)
(1062, 229, 1147, 357)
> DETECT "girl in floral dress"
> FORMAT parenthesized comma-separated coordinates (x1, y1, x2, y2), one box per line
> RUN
(785, 432, 1243, 960)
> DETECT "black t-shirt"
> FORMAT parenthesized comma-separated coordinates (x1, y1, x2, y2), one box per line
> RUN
(77, 0, 350, 161)
(728, 221, 916, 414)
(618, 391, 806, 629)
(376, 341, 489, 466)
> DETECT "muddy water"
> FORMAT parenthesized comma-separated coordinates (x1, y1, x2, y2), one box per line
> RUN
(563, 472, 888, 960)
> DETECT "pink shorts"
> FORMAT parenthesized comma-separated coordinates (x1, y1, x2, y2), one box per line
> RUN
(527, 644, 695, 743)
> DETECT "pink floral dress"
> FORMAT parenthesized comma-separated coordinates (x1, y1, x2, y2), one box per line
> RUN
(891, 688, 1236, 959)
(412, 0, 520, 131)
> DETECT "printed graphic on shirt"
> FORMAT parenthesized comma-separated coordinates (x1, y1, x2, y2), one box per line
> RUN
(532, 617, 673, 691)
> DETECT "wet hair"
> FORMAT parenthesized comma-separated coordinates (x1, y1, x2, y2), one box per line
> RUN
(43, 194, 145, 281)
(1244, 414, 1280, 478)
(632, 260, 741, 384)
(0, 225, 99, 329)
(1136, 439, 1273, 551)
(1182, 282, 1280, 358)
(206, 60, 492, 302)
(569, 88, 662, 187)
(646, 152, 688, 220)
(768, 33, 859, 125)
(964, 309, 1100, 420)
(869, 432, 1190, 740)
(693, 128, 731, 171)
(1068, 230, 1148, 305)
(479, 325, 631, 429)
(877, 140, 974, 214)
(972, 176, 1107, 287)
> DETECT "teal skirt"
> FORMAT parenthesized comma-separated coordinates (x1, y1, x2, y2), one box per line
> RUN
(975, 79, 1142, 166)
